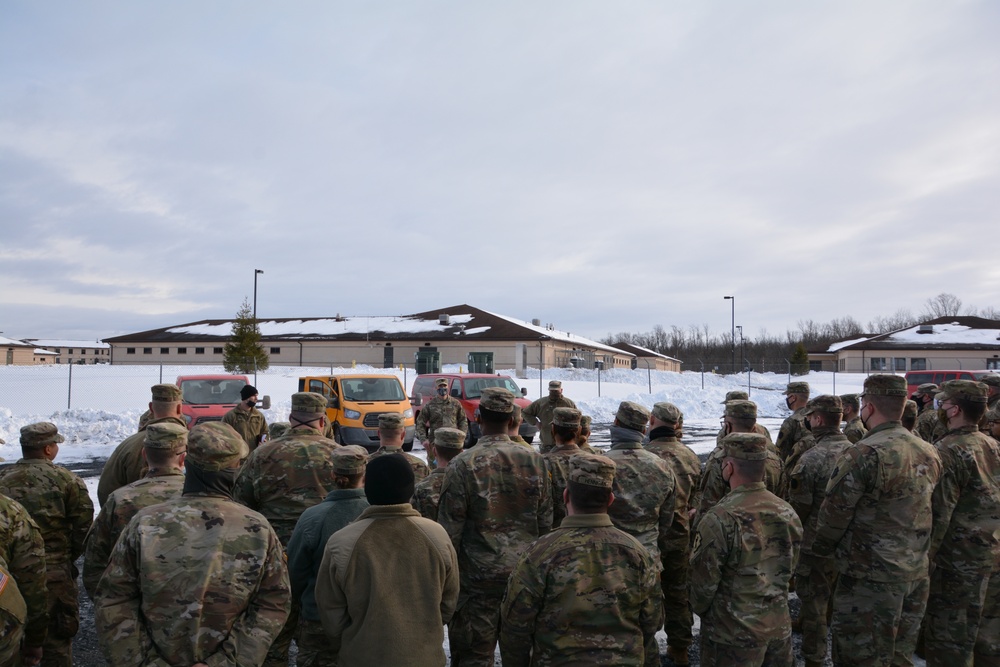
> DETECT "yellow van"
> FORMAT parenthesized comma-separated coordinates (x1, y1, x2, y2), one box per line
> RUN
(297, 374, 415, 452)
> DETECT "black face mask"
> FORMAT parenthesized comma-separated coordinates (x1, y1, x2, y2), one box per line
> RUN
(246, 400, 257, 409)
(785, 397, 795, 410)
(804, 420, 813, 431)
(437, 389, 447, 397)
(860, 404, 871, 430)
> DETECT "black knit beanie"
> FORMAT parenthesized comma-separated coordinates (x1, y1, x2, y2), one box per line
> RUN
(365, 455, 415, 505)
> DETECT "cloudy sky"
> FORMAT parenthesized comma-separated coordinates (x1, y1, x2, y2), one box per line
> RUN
(2, 2, 998, 344)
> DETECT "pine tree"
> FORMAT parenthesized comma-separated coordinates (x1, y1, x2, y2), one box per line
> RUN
(790, 342, 809, 376)
(223, 298, 269, 373)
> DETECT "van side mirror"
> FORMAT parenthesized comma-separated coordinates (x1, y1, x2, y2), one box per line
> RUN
(329, 395, 340, 409)
(260, 395, 271, 410)
(521, 388, 528, 396)
(411, 395, 422, 406)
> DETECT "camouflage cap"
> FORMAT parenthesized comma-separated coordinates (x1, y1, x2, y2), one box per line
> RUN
(378, 413, 405, 430)
(268, 422, 291, 439)
(722, 432, 768, 461)
(980, 374, 1000, 389)
(580, 414, 592, 431)
(151, 383, 182, 402)
(333, 445, 368, 474)
(615, 401, 650, 431)
(291, 392, 328, 414)
(480, 387, 515, 413)
(937, 379, 988, 404)
(861, 374, 908, 397)
(721, 390, 749, 403)
(903, 400, 918, 421)
(803, 395, 843, 416)
(987, 403, 1000, 423)
(915, 383, 940, 396)
(548, 380, 562, 390)
(552, 407, 582, 428)
(20, 422, 64, 448)
(568, 453, 616, 489)
(651, 401, 682, 424)
(783, 382, 810, 396)
(433, 427, 466, 449)
(435, 378, 449, 388)
(187, 422, 249, 471)
(839, 393, 861, 410)
(724, 399, 757, 420)
(144, 422, 188, 452)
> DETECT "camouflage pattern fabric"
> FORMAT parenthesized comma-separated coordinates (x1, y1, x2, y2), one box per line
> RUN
(542, 443, 585, 527)
(776, 430, 816, 498)
(699, 633, 794, 667)
(0, 493, 48, 650)
(82, 468, 185, 598)
(410, 467, 447, 521)
(776, 409, 808, 461)
(368, 447, 431, 482)
(830, 574, 928, 666)
(415, 395, 468, 444)
(0, 561, 26, 667)
(977, 562, 1000, 662)
(794, 553, 839, 664)
(96, 415, 186, 506)
(714, 422, 774, 448)
(296, 618, 337, 667)
(499, 513, 661, 666)
(925, 565, 990, 666)
(94, 493, 291, 666)
(695, 445, 783, 526)
(843, 416, 868, 444)
(222, 405, 269, 451)
(522, 394, 578, 451)
(690, 482, 802, 652)
(916, 407, 948, 444)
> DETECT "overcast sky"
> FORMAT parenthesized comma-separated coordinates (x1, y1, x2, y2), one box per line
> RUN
(2, 2, 998, 344)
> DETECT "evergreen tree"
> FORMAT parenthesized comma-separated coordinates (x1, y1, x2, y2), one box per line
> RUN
(223, 298, 269, 373)
(790, 342, 809, 376)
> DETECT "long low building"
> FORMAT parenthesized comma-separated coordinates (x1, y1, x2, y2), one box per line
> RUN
(103, 304, 638, 371)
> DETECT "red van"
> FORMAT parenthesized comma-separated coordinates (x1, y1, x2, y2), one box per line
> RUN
(904, 370, 996, 398)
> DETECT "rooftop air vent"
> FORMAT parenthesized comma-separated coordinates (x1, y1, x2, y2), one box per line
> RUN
(439, 314, 451, 325)
(917, 325, 934, 334)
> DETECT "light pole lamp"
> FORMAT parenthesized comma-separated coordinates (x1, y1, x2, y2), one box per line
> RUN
(724, 296, 735, 374)
(253, 269, 264, 320)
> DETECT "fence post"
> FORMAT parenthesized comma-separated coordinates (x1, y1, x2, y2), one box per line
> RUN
(597, 365, 601, 397)
(67, 362, 73, 410)
(832, 369, 836, 394)
(698, 359, 705, 390)
(786, 359, 791, 384)
(159, 364, 163, 384)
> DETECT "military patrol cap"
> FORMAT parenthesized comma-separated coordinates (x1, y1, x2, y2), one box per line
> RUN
(937, 380, 988, 404)
(861, 374, 908, 397)
(268, 422, 291, 439)
(548, 380, 562, 390)
(915, 383, 940, 396)
(721, 390, 749, 403)
(143, 422, 188, 452)
(151, 383, 182, 402)
(615, 401, 650, 431)
(783, 382, 809, 396)
(433, 427, 466, 450)
(651, 402, 682, 424)
(480, 387, 515, 413)
(552, 407, 582, 427)
(722, 432, 768, 460)
(903, 400, 918, 421)
(568, 453, 616, 489)
(724, 399, 757, 420)
(291, 392, 327, 414)
(435, 378, 449, 388)
(20, 422, 64, 448)
(187, 422, 249, 471)
(839, 393, 861, 410)
(803, 395, 843, 415)
(987, 403, 1000, 423)
(980, 374, 1000, 389)
(580, 414, 592, 431)
(333, 445, 369, 474)
(378, 413, 406, 430)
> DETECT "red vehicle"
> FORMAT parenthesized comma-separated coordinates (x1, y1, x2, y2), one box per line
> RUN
(410, 373, 536, 446)
(176, 374, 270, 429)
(904, 370, 996, 398)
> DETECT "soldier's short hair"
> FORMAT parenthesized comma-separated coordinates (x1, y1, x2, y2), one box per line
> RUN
(901, 400, 919, 430)
(552, 423, 581, 443)
(566, 480, 612, 514)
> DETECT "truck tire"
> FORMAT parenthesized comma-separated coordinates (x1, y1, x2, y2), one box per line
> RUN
(333, 423, 342, 445)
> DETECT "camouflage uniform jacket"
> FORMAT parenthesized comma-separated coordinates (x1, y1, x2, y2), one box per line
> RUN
(437, 434, 553, 589)
(0, 458, 93, 566)
(94, 492, 291, 667)
(522, 395, 578, 447)
(543, 443, 585, 527)
(690, 482, 802, 648)
(715, 422, 774, 449)
(83, 467, 185, 598)
(812, 421, 941, 582)
(843, 416, 867, 444)
(645, 431, 702, 552)
(500, 513, 661, 667)
(222, 406, 268, 452)
(97, 415, 187, 506)
(916, 408, 948, 444)
(415, 395, 468, 443)
(776, 409, 809, 460)
(778, 430, 817, 498)
(786, 429, 852, 558)
(369, 447, 431, 481)
(929, 424, 1000, 575)
(605, 436, 677, 566)
(411, 468, 447, 521)
(695, 444, 783, 526)
(234, 425, 341, 545)
(287, 488, 369, 622)
(0, 493, 48, 647)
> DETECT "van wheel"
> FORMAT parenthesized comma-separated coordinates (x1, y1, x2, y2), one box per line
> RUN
(333, 423, 342, 444)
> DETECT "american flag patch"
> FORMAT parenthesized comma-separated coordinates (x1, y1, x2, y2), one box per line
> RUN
(0, 570, 8, 595)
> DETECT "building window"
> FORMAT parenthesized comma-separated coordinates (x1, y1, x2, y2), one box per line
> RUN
(143, 348, 152, 354)
(270, 347, 280, 354)
(195, 347, 205, 354)
(81, 349, 86, 355)
(126, 348, 136, 354)
(911, 358, 927, 370)
(988, 359, 1000, 370)
(177, 347, 187, 354)
(870, 357, 887, 371)
(161, 347, 169, 354)
(68, 349, 74, 354)
(894, 358, 906, 372)
(54, 348, 60, 353)
(213, 347, 223, 354)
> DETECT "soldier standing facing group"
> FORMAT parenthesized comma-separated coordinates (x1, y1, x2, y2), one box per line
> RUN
(522, 379, 577, 453)
(416, 378, 468, 467)
(222, 383, 269, 451)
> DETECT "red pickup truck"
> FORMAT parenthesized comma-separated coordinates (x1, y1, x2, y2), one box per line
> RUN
(176, 374, 270, 429)
(410, 373, 536, 446)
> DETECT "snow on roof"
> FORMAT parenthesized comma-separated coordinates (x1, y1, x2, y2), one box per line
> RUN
(33, 348, 58, 355)
(880, 322, 1000, 346)
(615, 342, 682, 362)
(27, 339, 110, 349)
(169, 314, 476, 338)
(482, 309, 631, 356)
(826, 336, 874, 352)
(0, 336, 32, 347)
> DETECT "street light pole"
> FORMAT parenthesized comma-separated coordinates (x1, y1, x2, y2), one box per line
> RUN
(724, 296, 735, 374)
(253, 269, 264, 320)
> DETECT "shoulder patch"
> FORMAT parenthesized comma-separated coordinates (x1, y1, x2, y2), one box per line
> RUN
(692, 532, 702, 553)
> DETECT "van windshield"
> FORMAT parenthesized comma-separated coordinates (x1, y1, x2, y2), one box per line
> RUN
(180, 379, 247, 405)
(464, 377, 522, 399)
(341, 378, 405, 402)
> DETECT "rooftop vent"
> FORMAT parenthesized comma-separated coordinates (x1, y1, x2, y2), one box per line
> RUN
(917, 325, 934, 334)
(532, 318, 541, 326)
(439, 314, 451, 325)
(335, 313, 346, 322)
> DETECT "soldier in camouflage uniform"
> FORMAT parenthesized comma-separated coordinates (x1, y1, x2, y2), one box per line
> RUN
(95, 422, 290, 666)
(234, 391, 341, 666)
(416, 378, 468, 467)
(980, 401, 1000, 664)
(778, 396, 825, 498)
(287, 446, 370, 667)
(369, 412, 430, 481)
(644, 401, 700, 665)
(0, 492, 48, 666)
(690, 432, 802, 667)
(411, 427, 465, 521)
(437, 387, 553, 666)
(83, 422, 188, 598)
(0, 422, 93, 667)
(577, 414, 597, 453)
(812, 374, 942, 666)
(523, 380, 578, 453)
(786, 395, 852, 667)
(923, 380, 1000, 665)
(902, 398, 919, 432)
(840, 393, 868, 443)
(269, 421, 291, 440)
(776, 381, 810, 461)
(541, 407, 586, 527)
(915, 383, 948, 444)
(222, 383, 269, 451)
(507, 403, 533, 448)
(98, 383, 186, 506)
(714, 390, 774, 448)
(979, 374, 1000, 434)
(500, 453, 661, 666)
(0, 561, 28, 666)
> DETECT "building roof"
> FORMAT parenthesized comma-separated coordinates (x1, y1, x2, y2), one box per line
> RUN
(23, 339, 110, 349)
(609, 341, 682, 363)
(817, 317, 1000, 353)
(0, 336, 33, 348)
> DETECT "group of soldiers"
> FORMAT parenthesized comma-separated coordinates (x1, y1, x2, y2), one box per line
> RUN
(1, 371, 1000, 666)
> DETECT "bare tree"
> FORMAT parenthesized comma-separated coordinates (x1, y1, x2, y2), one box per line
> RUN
(922, 293, 964, 319)
(868, 308, 919, 334)
(980, 306, 1000, 320)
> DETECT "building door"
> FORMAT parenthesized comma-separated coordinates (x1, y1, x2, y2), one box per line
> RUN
(5, 349, 12, 365)
(383, 345, 393, 368)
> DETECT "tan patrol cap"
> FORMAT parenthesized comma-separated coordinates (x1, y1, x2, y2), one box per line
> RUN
(724, 400, 757, 420)
(615, 401, 650, 431)
(861, 375, 907, 397)
(980, 375, 1000, 389)
(435, 378, 449, 388)
(652, 402, 682, 424)
(803, 395, 843, 415)
(552, 407, 581, 428)
(433, 427, 466, 450)
(144, 422, 188, 452)
(548, 380, 562, 390)
(378, 413, 406, 430)
(480, 387, 514, 413)
(187, 422, 249, 471)
(292, 392, 328, 414)
(568, 453, 616, 489)
(839, 393, 860, 410)
(722, 432, 768, 460)
(20, 422, 64, 448)
(333, 445, 368, 474)
(721, 390, 749, 403)
(580, 414, 592, 431)
(783, 382, 809, 396)
(151, 384, 182, 402)
(915, 383, 940, 396)
(937, 380, 988, 404)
